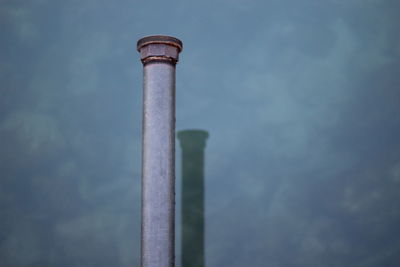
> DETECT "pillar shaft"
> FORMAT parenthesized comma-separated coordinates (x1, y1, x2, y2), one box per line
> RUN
(178, 130, 209, 267)
(137, 35, 183, 267)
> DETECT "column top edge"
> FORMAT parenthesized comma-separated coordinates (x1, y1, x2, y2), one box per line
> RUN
(137, 35, 183, 52)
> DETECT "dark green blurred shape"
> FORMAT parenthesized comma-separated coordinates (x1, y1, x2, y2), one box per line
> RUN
(178, 130, 209, 267)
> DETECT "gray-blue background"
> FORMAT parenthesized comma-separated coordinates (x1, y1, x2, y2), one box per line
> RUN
(1, 0, 400, 266)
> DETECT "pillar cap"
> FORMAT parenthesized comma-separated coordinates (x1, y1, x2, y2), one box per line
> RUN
(178, 130, 209, 150)
(178, 129, 209, 140)
(137, 35, 183, 52)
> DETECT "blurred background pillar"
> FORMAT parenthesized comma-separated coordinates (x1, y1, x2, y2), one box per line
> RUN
(178, 130, 209, 267)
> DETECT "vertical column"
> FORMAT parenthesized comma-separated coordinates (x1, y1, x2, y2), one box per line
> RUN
(137, 35, 183, 267)
(177, 130, 209, 267)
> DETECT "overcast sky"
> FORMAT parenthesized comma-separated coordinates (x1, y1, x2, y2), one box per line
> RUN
(1, 0, 400, 266)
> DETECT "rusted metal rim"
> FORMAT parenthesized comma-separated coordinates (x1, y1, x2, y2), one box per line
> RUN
(141, 56, 177, 65)
(142, 56, 178, 66)
(137, 35, 183, 52)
